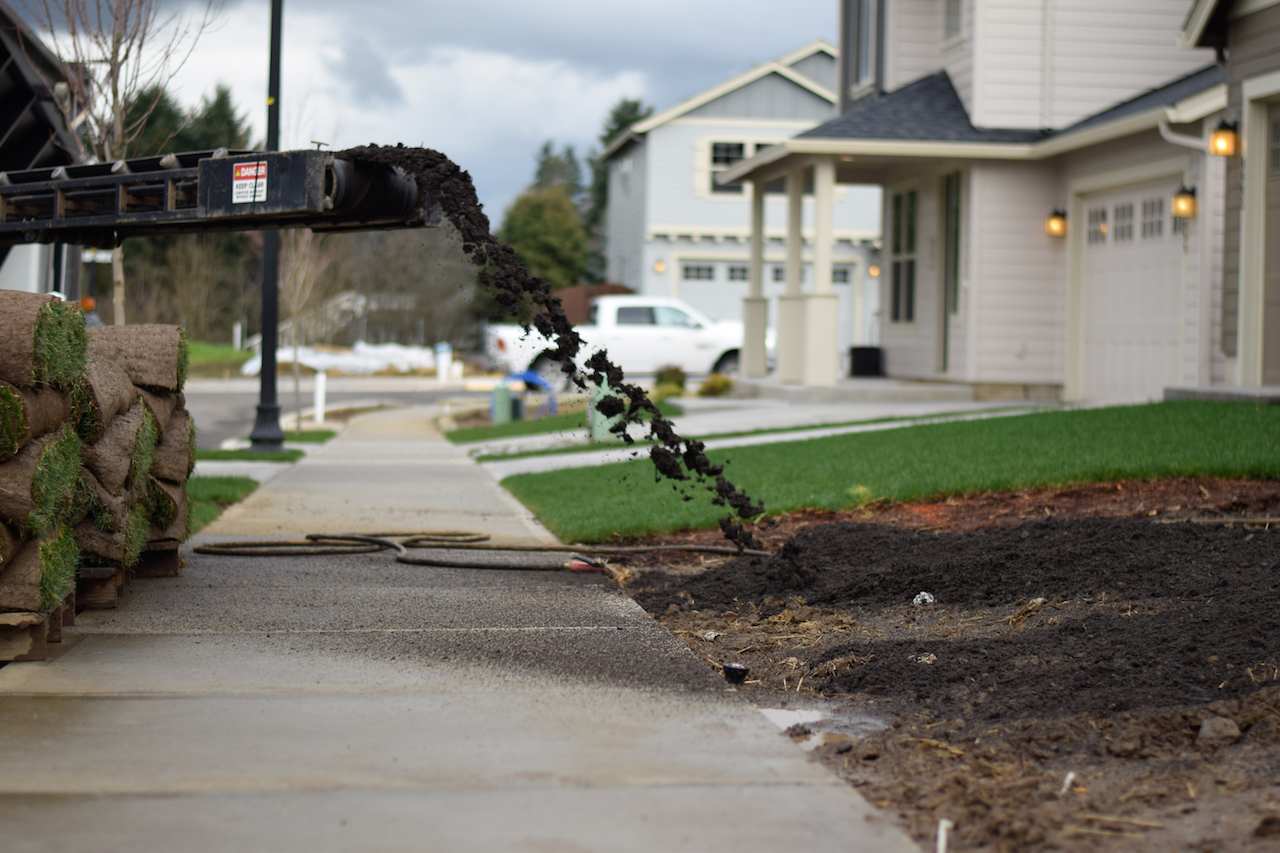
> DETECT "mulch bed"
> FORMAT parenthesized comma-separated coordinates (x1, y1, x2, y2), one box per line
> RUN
(620, 478, 1280, 852)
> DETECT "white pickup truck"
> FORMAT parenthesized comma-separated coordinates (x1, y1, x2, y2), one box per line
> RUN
(486, 295, 745, 389)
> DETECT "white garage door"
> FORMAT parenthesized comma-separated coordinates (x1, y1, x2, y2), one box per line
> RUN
(1080, 178, 1185, 402)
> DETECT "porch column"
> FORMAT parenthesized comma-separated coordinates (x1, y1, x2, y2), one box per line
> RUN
(742, 177, 769, 377)
(803, 156, 839, 387)
(775, 165, 806, 383)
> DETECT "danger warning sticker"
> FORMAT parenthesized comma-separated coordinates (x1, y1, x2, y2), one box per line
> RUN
(232, 161, 268, 203)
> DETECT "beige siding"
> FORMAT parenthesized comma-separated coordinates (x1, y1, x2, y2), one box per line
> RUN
(884, 0, 942, 92)
(968, 162, 1065, 383)
(1222, 3, 1280, 359)
(1043, 0, 1215, 128)
(942, 0, 976, 114)
(971, 0, 1045, 129)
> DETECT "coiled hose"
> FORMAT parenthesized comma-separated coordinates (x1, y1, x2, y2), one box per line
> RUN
(194, 531, 771, 580)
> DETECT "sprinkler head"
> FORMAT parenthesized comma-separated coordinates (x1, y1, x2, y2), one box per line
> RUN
(722, 662, 749, 685)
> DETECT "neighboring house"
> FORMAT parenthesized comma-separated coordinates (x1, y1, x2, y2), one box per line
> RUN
(601, 41, 883, 371)
(1180, 0, 1280, 386)
(0, 1, 82, 296)
(722, 0, 1232, 400)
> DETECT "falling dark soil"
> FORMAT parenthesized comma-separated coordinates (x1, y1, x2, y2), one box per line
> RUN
(337, 145, 763, 547)
(622, 478, 1280, 851)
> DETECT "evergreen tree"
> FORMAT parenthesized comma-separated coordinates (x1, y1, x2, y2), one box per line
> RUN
(533, 141, 583, 202)
(583, 97, 651, 281)
(497, 184, 586, 291)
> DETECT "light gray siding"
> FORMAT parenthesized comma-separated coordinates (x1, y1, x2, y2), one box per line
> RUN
(1222, 2, 1280, 358)
(605, 139, 648, 288)
(685, 73, 835, 121)
(787, 51, 838, 91)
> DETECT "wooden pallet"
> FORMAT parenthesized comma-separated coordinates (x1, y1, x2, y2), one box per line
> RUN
(0, 611, 47, 661)
(134, 541, 182, 578)
(76, 564, 129, 610)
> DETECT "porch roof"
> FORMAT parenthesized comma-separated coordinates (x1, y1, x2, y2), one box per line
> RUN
(720, 65, 1225, 186)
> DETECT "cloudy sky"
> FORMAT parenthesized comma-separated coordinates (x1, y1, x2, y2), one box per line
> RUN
(156, 0, 835, 224)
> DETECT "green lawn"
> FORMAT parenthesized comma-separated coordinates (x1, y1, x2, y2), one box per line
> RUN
(187, 476, 259, 533)
(196, 448, 305, 462)
(187, 341, 252, 379)
(501, 401, 1280, 543)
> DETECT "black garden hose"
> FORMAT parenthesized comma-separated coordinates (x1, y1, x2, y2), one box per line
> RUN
(193, 531, 772, 575)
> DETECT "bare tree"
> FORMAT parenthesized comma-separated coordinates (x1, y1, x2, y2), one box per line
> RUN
(280, 227, 338, 435)
(18, 0, 221, 324)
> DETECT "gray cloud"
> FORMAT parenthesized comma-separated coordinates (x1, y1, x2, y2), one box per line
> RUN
(325, 31, 404, 107)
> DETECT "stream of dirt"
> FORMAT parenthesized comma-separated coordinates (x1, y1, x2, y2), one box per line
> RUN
(336, 145, 763, 547)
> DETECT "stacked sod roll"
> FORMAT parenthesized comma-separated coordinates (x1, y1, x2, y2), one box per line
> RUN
(0, 290, 194, 655)
(0, 291, 89, 616)
(80, 324, 193, 575)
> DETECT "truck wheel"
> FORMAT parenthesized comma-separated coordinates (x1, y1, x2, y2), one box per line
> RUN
(712, 351, 740, 377)
(531, 355, 574, 392)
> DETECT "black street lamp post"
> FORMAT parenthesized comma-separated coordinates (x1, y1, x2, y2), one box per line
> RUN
(249, 0, 286, 450)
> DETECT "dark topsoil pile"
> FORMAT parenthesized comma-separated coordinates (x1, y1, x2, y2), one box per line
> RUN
(626, 479, 1280, 851)
(638, 517, 1280, 719)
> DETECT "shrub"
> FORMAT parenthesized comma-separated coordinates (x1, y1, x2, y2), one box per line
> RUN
(655, 364, 686, 390)
(697, 373, 733, 397)
(651, 382, 684, 404)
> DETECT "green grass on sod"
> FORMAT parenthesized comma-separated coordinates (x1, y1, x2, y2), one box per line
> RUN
(501, 401, 1280, 543)
(196, 448, 305, 462)
(446, 401, 682, 445)
(188, 476, 258, 533)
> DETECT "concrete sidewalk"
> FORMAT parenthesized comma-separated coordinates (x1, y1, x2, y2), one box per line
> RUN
(0, 406, 919, 852)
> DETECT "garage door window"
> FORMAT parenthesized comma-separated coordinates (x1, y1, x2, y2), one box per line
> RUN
(1141, 199, 1163, 238)
(1113, 203, 1134, 242)
(1087, 207, 1107, 245)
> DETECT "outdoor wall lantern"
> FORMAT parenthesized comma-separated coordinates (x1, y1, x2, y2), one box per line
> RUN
(1045, 209, 1068, 238)
(653, 260, 666, 274)
(1209, 120, 1238, 157)
(867, 264, 880, 277)
(1171, 186, 1198, 219)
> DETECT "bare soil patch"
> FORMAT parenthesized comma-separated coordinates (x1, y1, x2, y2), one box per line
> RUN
(621, 478, 1280, 852)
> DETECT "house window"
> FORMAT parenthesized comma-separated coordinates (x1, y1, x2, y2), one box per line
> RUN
(944, 0, 962, 41)
(682, 264, 714, 280)
(890, 190, 916, 323)
(832, 267, 851, 283)
(755, 143, 786, 193)
(1113, 203, 1134, 242)
(728, 266, 749, 280)
(844, 0, 878, 99)
(943, 172, 961, 317)
(710, 142, 745, 194)
(1141, 199, 1163, 239)
(1087, 207, 1107, 245)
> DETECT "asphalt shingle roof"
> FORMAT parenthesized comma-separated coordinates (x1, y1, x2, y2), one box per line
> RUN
(798, 64, 1225, 144)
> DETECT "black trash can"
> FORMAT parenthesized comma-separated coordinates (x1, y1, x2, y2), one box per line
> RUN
(850, 347, 884, 377)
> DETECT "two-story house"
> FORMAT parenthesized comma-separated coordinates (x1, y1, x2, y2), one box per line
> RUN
(601, 41, 884, 371)
(1180, 0, 1280, 388)
(722, 0, 1230, 400)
